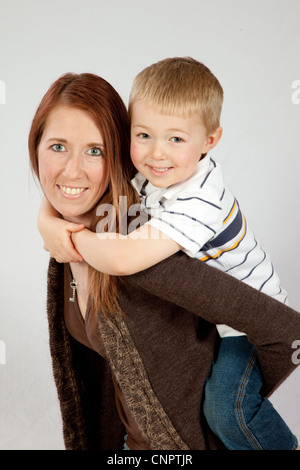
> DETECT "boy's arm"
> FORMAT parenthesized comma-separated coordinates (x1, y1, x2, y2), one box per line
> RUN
(72, 224, 181, 275)
(38, 196, 84, 263)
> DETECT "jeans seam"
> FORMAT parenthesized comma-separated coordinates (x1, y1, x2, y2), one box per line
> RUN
(235, 349, 264, 450)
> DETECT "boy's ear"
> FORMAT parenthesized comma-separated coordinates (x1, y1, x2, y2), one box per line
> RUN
(203, 126, 223, 153)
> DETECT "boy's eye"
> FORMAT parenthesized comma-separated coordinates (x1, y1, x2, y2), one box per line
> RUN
(170, 137, 183, 143)
(51, 143, 66, 152)
(138, 133, 150, 139)
(87, 147, 103, 156)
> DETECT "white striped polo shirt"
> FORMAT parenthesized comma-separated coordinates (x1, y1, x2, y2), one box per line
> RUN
(132, 155, 288, 338)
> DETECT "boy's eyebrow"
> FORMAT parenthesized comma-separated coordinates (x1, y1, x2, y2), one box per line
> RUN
(132, 124, 190, 135)
(132, 124, 151, 129)
(167, 128, 190, 135)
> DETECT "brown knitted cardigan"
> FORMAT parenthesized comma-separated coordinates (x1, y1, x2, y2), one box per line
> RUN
(47, 252, 300, 450)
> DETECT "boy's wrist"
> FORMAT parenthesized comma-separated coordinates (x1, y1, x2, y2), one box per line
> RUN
(71, 227, 89, 244)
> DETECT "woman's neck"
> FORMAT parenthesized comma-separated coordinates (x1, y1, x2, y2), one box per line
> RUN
(63, 214, 91, 228)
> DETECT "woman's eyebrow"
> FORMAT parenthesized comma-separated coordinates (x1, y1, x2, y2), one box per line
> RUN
(46, 137, 68, 143)
(87, 142, 105, 148)
(45, 138, 104, 147)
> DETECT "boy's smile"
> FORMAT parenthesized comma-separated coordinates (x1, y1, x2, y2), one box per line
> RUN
(130, 100, 222, 188)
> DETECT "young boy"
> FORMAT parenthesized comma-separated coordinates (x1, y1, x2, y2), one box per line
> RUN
(38, 57, 298, 450)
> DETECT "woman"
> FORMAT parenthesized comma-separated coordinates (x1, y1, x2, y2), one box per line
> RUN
(29, 72, 300, 450)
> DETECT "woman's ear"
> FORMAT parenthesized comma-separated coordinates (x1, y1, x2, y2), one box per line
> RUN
(203, 126, 223, 153)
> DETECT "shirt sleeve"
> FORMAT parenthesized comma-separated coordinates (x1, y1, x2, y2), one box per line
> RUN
(145, 191, 224, 257)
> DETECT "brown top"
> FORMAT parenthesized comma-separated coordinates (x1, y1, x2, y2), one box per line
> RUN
(48, 254, 300, 450)
(63, 264, 150, 450)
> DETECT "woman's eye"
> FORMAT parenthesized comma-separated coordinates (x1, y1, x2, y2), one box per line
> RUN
(51, 143, 66, 152)
(87, 147, 102, 156)
(171, 137, 183, 143)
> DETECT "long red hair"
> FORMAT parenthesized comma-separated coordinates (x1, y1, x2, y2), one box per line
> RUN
(29, 73, 139, 317)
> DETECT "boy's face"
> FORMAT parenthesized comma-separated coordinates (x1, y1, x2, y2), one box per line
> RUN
(130, 100, 221, 188)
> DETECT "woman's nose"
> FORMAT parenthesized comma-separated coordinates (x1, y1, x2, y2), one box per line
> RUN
(63, 152, 83, 179)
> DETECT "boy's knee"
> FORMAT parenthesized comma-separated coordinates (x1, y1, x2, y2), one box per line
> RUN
(203, 380, 239, 434)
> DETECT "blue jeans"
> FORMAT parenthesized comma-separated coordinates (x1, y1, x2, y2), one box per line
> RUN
(203, 336, 298, 450)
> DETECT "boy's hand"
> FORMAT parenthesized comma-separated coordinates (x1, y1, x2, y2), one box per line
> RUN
(42, 219, 85, 263)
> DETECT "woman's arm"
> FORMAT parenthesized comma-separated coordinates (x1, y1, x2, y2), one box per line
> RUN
(72, 224, 180, 275)
(126, 252, 300, 396)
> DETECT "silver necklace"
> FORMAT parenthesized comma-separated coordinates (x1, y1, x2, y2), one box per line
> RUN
(69, 279, 78, 302)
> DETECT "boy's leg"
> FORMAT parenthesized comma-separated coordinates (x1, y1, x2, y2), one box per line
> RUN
(203, 336, 298, 450)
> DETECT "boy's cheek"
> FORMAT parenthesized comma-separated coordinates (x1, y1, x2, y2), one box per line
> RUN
(130, 144, 142, 164)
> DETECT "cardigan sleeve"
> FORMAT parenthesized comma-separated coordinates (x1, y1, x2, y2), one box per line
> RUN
(125, 252, 300, 396)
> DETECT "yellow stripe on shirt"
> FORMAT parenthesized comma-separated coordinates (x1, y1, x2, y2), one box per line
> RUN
(200, 217, 247, 262)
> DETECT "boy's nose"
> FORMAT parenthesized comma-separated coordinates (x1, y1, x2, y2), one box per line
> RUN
(150, 142, 166, 160)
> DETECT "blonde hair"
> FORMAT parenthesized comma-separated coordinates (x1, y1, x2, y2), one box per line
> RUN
(129, 57, 223, 133)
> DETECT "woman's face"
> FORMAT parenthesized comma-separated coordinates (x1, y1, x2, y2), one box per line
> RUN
(38, 105, 109, 224)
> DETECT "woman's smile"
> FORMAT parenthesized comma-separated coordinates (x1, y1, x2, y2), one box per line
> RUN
(57, 184, 88, 197)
